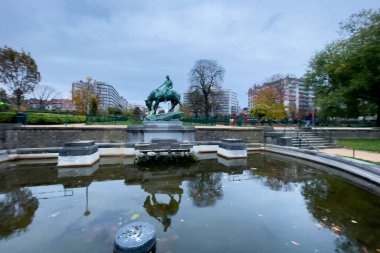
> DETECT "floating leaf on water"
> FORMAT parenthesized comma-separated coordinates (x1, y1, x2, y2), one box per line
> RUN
(331, 225, 342, 233)
(351, 220, 358, 224)
(50, 211, 60, 218)
(291, 241, 300, 246)
(130, 213, 140, 221)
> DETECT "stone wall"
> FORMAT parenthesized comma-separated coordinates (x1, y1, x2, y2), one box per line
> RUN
(316, 128, 380, 139)
(195, 126, 264, 143)
(0, 125, 127, 149)
(1, 124, 379, 149)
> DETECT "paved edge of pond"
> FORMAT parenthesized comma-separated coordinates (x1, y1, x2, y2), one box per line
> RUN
(264, 144, 380, 185)
(1, 143, 379, 186)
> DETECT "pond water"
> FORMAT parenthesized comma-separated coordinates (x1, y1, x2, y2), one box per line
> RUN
(0, 153, 379, 253)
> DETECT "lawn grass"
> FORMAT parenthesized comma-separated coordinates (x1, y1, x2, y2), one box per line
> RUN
(337, 139, 380, 153)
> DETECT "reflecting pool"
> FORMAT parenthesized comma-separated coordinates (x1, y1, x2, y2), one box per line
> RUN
(0, 153, 379, 253)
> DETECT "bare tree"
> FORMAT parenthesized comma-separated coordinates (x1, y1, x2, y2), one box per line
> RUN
(189, 59, 225, 118)
(32, 85, 60, 110)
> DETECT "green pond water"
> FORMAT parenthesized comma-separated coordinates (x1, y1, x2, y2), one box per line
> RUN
(0, 153, 379, 253)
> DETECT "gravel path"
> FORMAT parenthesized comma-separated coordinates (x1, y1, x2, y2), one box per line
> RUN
(321, 148, 380, 162)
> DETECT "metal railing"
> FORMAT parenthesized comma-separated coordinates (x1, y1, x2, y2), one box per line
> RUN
(295, 131, 319, 150)
(313, 125, 334, 144)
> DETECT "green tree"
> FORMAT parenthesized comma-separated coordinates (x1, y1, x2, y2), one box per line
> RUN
(0, 46, 41, 109)
(132, 106, 142, 120)
(108, 106, 122, 116)
(189, 59, 225, 118)
(89, 96, 98, 116)
(304, 9, 380, 125)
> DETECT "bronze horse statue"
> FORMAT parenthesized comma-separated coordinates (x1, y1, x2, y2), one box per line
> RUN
(145, 89, 181, 115)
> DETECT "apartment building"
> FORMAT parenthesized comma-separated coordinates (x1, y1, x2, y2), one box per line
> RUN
(72, 80, 128, 111)
(248, 77, 314, 119)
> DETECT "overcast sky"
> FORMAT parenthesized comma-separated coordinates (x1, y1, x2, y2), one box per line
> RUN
(1, 0, 379, 107)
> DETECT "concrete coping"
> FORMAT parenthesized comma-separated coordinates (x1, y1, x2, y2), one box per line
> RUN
(64, 141, 96, 147)
(265, 144, 380, 185)
(221, 138, 244, 143)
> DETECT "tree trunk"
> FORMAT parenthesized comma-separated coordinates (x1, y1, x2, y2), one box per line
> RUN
(15, 90, 23, 110)
(376, 101, 380, 127)
(204, 97, 209, 119)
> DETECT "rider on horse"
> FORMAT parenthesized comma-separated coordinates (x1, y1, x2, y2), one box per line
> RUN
(155, 75, 173, 101)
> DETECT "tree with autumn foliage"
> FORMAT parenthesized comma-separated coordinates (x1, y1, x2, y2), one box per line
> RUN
(250, 86, 287, 120)
(0, 46, 41, 109)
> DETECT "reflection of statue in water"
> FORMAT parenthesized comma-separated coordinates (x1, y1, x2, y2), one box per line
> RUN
(145, 75, 182, 116)
(143, 193, 181, 232)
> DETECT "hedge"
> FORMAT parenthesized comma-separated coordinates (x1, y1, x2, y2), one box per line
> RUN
(0, 112, 86, 124)
(0, 112, 17, 123)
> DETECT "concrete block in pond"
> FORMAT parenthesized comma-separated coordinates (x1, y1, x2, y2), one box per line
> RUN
(277, 137, 293, 146)
(114, 221, 156, 253)
(218, 156, 247, 167)
(217, 139, 247, 158)
(57, 141, 99, 167)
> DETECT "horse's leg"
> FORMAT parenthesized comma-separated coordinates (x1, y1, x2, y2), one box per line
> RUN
(169, 100, 177, 112)
(153, 101, 158, 115)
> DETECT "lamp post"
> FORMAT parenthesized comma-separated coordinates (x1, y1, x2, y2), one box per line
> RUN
(85, 76, 93, 124)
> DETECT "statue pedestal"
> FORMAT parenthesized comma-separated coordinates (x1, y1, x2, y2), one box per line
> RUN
(127, 121, 195, 143)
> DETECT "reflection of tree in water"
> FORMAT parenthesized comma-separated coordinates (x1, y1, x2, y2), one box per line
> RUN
(249, 154, 316, 192)
(0, 188, 39, 239)
(188, 173, 223, 207)
(302, 176, 380, 252)
(143, 194, 181, 232)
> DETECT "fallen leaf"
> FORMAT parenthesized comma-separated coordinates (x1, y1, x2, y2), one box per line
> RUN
(315, 223, 323, 228)
(331, 225, 342, 233)
(130, 213, 140, 221)
(50, 211, 60, 218)
(291, 241, 300, 246)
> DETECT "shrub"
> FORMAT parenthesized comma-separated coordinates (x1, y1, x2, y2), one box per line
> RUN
(0, 112, 16, 123)
(27, 113, 86, 124)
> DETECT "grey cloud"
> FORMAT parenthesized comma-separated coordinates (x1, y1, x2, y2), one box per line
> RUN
(1, 0, 379, 106)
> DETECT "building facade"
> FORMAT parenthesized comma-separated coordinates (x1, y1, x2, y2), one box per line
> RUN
(248, 77, 314, 119)
(182, 87, 239, 116)
(72, 80, 128, 111)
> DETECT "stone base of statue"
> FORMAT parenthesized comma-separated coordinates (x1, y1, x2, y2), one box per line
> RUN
(127, 120, 195, 143)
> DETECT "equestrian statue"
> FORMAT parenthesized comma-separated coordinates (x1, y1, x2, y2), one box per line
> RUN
(144, 75, 183, 121)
